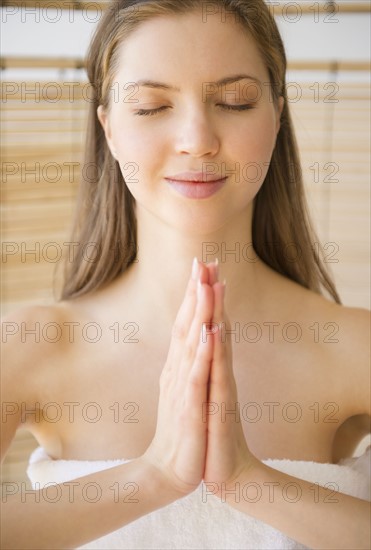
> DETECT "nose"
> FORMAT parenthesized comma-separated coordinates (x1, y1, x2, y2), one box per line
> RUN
(173, 105, 220, 158)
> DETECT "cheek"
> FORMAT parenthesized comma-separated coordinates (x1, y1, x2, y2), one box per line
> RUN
(114, 126, 168, 204)
(242, 108, 277, 151)
(229, 118, 277, 184)
(114, 126, 146, 162)
(228, 112, 278, 203)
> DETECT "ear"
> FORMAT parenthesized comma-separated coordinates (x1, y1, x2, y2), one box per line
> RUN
(97, 105, 117, 158)
(275, 96, 284, 135)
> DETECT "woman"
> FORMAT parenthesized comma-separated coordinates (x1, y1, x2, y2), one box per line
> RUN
(2, 0, 370, 548)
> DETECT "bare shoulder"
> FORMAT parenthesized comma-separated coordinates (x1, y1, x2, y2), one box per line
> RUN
(331, 302, 370, 353)
(272, 272, 370, 416)
(277, 271, 369, 354)
(1, 303, 72, 457)
(0, 301, 87, 403)
(1, 303, 70, 393)
(1, 296, 114, 403)
(321, 302, 371, 457)
(330, 302, 370, 415)
(317, 297, 370, 367)
(302, 291, 370, 417)
(2, 301, 76, 348)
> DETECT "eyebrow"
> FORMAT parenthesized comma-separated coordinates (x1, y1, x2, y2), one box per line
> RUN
(134, 74, 261, 91)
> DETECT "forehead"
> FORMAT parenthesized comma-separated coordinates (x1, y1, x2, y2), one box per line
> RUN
(114, 10, 269, 86)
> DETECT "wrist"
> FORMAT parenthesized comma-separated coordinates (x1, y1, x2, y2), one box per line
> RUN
(213, 455, 264, 502)
(138, 452, 198, 501)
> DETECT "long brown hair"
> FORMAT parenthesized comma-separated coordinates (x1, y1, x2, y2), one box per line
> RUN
(60, 0, 341, 304)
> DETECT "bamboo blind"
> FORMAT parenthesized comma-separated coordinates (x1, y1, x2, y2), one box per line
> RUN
(290, 79, 370, 309)
(1, 74, 87, 313)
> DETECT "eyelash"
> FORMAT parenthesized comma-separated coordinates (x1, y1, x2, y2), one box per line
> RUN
(134, 104, 254, 117)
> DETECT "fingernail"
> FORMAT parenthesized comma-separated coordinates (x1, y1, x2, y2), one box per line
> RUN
(192, 257, 199, 280)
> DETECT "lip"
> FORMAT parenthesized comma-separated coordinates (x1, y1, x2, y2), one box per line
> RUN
(165, 177, 227, 199)
(165, 171, 225, 183)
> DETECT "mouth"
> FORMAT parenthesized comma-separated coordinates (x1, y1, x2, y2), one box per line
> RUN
(164, 177, 227, 199)
(165, 171, 226, 182)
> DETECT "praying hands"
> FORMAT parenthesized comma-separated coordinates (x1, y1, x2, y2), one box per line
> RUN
(142, 258, 258, 497)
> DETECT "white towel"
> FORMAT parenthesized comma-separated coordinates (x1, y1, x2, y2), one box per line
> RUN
(27, 447, 371, 550)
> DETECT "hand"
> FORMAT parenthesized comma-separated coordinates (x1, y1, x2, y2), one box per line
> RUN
(142, 259, 214, 496)
(203, 263, 260, 493)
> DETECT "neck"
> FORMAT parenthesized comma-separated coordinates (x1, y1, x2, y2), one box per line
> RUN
(118, 202, 268, 328)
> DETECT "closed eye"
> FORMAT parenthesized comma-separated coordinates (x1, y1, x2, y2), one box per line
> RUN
(134, 104, 254, 117)
(134, 106, 169, 117)
(217, 104, 254, 112)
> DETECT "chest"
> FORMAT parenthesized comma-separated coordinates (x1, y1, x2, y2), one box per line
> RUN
(34, 337, 342, 462)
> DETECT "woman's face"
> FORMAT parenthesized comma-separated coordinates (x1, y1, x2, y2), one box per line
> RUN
(98, 10, 283, 235)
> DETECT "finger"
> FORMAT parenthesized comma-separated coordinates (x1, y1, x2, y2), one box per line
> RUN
(183, 295, 214, 433)
(166, 261, 209, 366)
(177, 280, 214, 383)
(184, 316, 214, 413)
(206, 258, 219, 286)
(208, 282, 240, 431)
(185, 272, 214, 356)
(209, 282, 229, 387)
